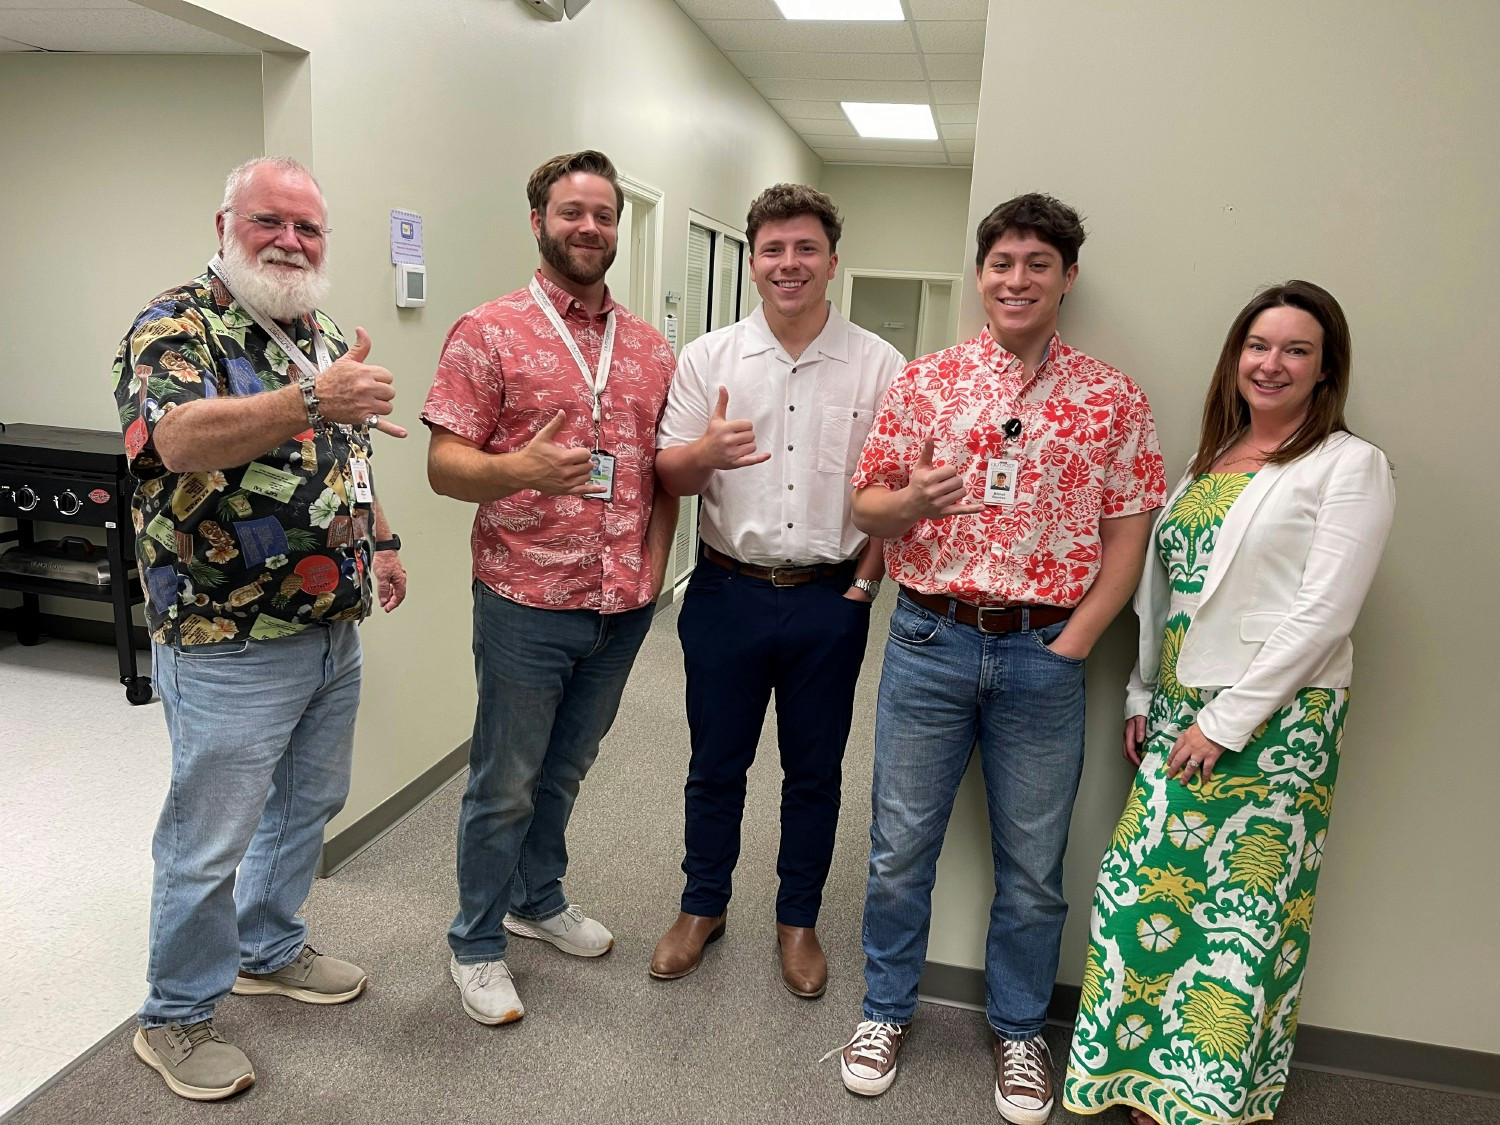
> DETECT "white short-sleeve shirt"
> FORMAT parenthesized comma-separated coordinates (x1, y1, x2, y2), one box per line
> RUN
(657, 303, 904, 567)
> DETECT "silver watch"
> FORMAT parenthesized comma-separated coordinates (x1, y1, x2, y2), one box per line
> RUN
(851, 578, 882, 599)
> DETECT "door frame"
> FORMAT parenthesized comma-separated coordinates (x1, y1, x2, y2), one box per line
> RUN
(839, 268, 964, 358)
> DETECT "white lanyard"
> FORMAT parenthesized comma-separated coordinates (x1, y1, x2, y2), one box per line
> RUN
(208, 254, 332, 380)
(529, 277, 615, 434)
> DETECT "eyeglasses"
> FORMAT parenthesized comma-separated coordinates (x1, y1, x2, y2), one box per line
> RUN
(225, 209, 331, 241)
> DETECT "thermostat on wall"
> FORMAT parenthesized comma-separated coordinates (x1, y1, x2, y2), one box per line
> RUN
(395, 263, 426, 308)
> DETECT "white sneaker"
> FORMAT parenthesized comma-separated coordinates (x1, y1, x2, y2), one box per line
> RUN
(449, 956, 524, 1025)
(503, 904, 614, 957)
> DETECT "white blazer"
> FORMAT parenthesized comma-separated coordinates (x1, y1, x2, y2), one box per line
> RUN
(1126, 431, 1396, 752)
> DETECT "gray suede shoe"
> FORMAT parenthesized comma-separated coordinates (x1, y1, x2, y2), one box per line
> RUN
(133, 1020, 254, 1101)
(232, 945, 367, 1004)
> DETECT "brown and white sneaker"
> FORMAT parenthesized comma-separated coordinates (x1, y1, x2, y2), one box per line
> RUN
(994, 1033, 1054, 1124)
(823, 1019, 908, 1096)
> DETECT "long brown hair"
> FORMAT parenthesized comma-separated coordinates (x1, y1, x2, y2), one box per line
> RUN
(1189, 280, 1352, 476)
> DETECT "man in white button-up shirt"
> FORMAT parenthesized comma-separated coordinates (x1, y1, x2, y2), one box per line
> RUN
(650, 184, 903, 999)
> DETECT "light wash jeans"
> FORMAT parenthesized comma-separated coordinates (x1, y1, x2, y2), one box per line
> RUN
(139, 622, 361, 1028)
(449, 584, 654, 964)
(860, 593, 1087, 1039)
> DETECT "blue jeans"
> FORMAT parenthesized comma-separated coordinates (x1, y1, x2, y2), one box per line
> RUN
(449, 584, 654, 963)
(140, 622, 361, 1028)
(860, 594, 1086, 1038)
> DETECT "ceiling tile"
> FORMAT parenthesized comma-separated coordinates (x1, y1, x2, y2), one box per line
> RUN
(921, 52, 982, 80)
(914, 20, 985, 52)
(692, 18, 913, 52)
(907, 0, 989, 19)
(810, 135, 945, 151)
(784, 116, 857, 136)
(674, 0, 783, 19)
(767, 98, 847, 119)
(0, 8, 253, 52)
(751, 77, 929, 102)
(930, 81, 981, 103)
(819, 149, 958, 165)
(945, 140, 976, 154)
(936, 103, 979, 124)
(940, 121, 976, 140)
(727, 50, 923, 80)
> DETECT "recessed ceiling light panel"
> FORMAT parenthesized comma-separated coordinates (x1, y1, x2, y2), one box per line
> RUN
(773, 0, 904, 20)
(841, 102, 938, 140)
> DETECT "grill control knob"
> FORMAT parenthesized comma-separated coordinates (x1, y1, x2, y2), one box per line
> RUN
(14, 485, 38, 511)
(55, 490, 83, 516)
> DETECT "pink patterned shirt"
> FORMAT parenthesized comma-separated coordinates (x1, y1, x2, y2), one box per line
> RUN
(852, 328, 1165, 607)
(421, 271, 675, 613)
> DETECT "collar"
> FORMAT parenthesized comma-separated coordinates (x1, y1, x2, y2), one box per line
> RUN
(978, 327, 1062, 383)
(740, 302, 849, 364)
(532, 269, 616, 320)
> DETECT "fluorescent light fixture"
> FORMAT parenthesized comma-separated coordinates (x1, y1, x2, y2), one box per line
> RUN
(841, 101, 938, 140)
(773, 0, 904, 20)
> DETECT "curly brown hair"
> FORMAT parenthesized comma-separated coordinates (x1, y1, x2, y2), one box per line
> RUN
(745, 183, 843, 252)
(973, 193, 1086, 270)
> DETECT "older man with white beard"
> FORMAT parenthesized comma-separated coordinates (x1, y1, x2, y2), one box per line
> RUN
(111, 155, 408, 1101)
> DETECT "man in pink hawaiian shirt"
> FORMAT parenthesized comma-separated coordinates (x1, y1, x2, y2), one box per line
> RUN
(829, 194, 1165, 1123)
(421, 150, 676, 1027)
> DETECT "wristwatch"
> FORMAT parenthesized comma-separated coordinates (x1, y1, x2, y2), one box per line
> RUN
(298, 371, 324, 431)
(375, 535, 401, 552)
(851, 578, 882, 599)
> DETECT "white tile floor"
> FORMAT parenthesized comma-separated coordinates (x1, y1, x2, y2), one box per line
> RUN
(0, 634, 167, 1114)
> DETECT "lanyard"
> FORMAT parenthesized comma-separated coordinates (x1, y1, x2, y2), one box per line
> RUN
(529, 277, 615, 441)
(208, 254, 332, 381)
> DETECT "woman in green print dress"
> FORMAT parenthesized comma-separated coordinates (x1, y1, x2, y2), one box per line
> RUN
(1063, 281, 1395, 1125)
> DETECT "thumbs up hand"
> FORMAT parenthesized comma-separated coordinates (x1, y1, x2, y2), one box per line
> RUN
(315, 327, 405, 436)
(519, 410, 602, 495)
(907, 437, 983, 520)
(698, 386, 770, 471)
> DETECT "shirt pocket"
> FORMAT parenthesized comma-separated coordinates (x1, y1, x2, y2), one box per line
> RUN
(817, 404, 874, 476)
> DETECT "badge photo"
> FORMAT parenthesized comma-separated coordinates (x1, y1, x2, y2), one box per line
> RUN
(983, 457, 1019, 506)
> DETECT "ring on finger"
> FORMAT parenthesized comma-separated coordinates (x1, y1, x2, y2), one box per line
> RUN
(365, 414, 380, 428)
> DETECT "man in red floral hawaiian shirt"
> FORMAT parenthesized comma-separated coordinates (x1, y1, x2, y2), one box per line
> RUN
(422, 150, 676, 1029)
(829, 194, 1165, 1124)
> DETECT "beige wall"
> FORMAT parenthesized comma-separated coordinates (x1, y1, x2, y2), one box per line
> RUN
(821, 164, 972, 278)
(130, 0, 820, 836)
(930, 0, 1500, 1052)
(0, 54, 263, 429)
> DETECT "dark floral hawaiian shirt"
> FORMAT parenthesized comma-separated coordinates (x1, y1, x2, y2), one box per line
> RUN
(112, 270, 374, 647)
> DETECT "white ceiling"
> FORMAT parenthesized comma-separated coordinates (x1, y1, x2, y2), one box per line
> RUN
(674, 0, 985, 167)
(0, 0, 252, 53)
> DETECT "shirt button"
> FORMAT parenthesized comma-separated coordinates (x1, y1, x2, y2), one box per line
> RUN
(787, 484, 794, 491)
(603, 546, 611, 554)
(788, 405, 795, 412)
(852, 411, 859, 418)
(787, 444, 794, 451)
(786, 522, 793, 529)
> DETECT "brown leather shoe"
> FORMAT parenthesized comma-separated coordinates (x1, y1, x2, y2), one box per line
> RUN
(775, 923, 827, 998)
(648, 912, 726, 980)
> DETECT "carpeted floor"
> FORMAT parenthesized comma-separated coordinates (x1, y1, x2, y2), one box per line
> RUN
(9, 600, 1498, 1124)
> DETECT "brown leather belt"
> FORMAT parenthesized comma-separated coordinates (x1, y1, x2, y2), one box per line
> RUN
(899, 585, 1072, 634)
(703, 544, 853, 588)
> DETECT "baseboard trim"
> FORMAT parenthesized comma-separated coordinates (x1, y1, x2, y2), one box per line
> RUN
(0, 609, 149, 649)
(917, 962, 1498, 1098)
(318, 741, 469, 877)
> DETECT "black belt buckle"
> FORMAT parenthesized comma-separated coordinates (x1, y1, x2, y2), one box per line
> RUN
(975, 606, 1024, 634)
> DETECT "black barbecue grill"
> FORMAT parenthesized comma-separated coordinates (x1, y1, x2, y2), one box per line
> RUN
(0, 423, 151, 704)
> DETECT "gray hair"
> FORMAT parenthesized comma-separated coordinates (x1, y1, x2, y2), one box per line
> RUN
(221, 156, 326, 218)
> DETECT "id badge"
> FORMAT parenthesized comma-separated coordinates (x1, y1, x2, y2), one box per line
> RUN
(349, 456, 374, 503)
(588, 450, 616, 502)
(982, 457, 1018, 506)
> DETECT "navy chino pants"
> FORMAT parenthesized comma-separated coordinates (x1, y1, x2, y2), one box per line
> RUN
(676, 554, 871, 927)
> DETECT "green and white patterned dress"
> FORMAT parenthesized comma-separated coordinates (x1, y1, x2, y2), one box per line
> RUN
(1063, 473, 1346, 1125)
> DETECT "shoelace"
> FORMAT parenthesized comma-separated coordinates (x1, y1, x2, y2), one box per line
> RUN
(175, 1020, 221, 1049)
(464, 960, 509, 989)
(819, 1021, 901, 1066)
(1000, 1037, 1049, 1095)
(555, 905, 585, 930)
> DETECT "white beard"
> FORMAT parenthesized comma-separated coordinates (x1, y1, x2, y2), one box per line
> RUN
(219, 236, 332, 321)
